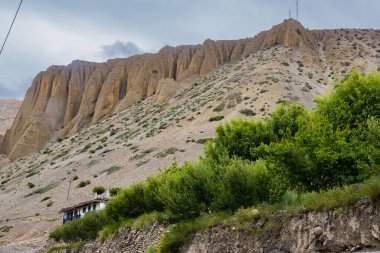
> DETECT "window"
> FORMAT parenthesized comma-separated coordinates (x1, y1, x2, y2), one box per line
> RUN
(93, 203, 97, 210)
(83, 207, 86, 213)
(88, 206, 91, 212)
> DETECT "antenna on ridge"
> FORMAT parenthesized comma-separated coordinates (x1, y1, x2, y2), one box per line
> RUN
(296, 0, 299, 21)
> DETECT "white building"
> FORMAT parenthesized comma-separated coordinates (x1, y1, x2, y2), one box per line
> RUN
(60, 198, 108, 224)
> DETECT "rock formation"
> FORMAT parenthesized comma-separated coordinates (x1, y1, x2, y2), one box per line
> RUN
(0, 99, 22, 135)
(0, 19, 374, 159)
(77, 200, 380, 253)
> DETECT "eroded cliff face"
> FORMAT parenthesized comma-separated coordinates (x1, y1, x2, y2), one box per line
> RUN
(0, 19, 360, 159)
(0, 99, 21, 135)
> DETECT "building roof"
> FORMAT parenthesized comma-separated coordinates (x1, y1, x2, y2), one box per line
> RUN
(60, 198, 108, 213)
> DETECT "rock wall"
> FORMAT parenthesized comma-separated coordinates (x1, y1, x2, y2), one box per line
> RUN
(73, 200, 380, 253)
(80, 223, 164, 253)
(0, 19, 340, 159)
(182, 200, 380, 253)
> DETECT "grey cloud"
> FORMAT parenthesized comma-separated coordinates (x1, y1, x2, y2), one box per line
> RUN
(100, 41, 143, 59)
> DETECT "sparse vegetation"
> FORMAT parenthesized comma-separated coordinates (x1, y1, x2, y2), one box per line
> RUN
(27, 182, 35, 188)
(209, 115, 224, 122)
(155, 148, 179, 158)
(99, 166, 121, 176)
(195, 138, 214, 144)
(0, 225, 13, 233)
(213, 102, 226, 112)
(110, 188, 121, 196)
(25, 182, 59, 197)
(78, 180, 91, 188)
(239, 109, 256, 116)
(93, 186, 106, 195)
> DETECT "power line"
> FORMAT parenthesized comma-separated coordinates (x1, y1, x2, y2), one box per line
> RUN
(0, 0, 23, 55)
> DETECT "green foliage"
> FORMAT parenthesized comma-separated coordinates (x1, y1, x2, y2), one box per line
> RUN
(49, 211, 110, 242)
(27, 182, 35, 188)
(146, 244, 158, 253)
(158, 176, 380, 252)
(78, 180, 91, 188)
(239, 109, 256, 116)
(104, 158, 279, 221)
(92, 186, 106, 194)
(110, 187, 121, 196)
(99, 166, 121, 175)
(317, 70, 380, 131)
(209, 115, 224, 122)
(207, 72, 380, 191)
(0, 225, 13, 233)
(46, 241, 87, 253)
(195, 138, 214, 144)
(158, 213, 228, 253)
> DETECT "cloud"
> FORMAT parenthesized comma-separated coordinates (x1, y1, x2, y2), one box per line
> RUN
(100, 41, 143, 59)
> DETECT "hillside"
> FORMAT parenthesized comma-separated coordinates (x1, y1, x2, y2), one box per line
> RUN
(2, 19, 380, 159)
(0, 19, 379, 251)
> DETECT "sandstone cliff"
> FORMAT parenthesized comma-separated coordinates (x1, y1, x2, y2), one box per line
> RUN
(0, 99, 21, 135)
(0, 19, 377, 159)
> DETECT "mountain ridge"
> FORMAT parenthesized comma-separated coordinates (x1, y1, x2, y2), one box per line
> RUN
(0, 19, 323, 159)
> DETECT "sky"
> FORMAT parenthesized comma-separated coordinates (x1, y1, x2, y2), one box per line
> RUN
(0, 0, 379, 99)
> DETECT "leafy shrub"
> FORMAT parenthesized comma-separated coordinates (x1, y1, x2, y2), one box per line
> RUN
(92, 186, 106, 194)
(110, 187, 121, 196)
(27, 182, 35, 188)
(78, 180, 91, 188)
(209, 116, 224, 122)
(49, 211, 109, 242)
(239, 109, 256, 116)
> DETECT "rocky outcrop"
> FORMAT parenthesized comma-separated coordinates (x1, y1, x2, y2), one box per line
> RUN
(75, 200, 380, 253)
(182, 200, 380, 253)
(79, 223, 164, 253)
(0, 19, 324, 159)
(154, 78, 179, 104)
(0, 99, 21, 135)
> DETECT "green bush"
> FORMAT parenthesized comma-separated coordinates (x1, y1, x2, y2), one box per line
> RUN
(27, 182, 35, 188)
(78, 180, 91, 188)
(239, 109, 256, 116)
(317, 70, 380, 131)
(92, 186, 106, 194)
(209, 115, 224, 122)
(49, 211, 110, 242)
(110, 187, 121, 196)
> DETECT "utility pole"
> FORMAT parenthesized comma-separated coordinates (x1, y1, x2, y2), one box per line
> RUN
(296, 0, 299, 21)
(289, 9, 291, 19)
